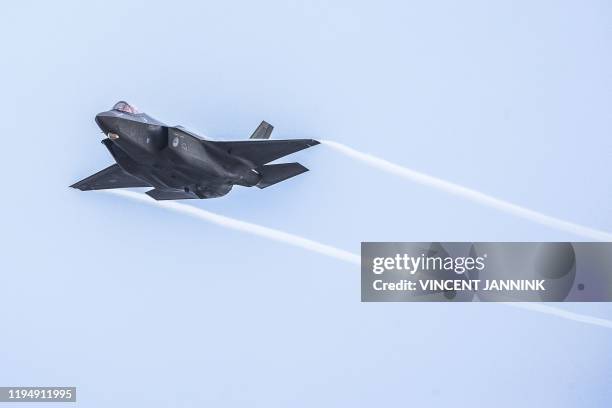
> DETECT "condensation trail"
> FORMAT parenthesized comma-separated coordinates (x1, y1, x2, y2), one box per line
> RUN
(504, 302, 612, 329)
(105, 189, 361, 265)
(321, 140, 612, 241)
(106, 189, 612, 329)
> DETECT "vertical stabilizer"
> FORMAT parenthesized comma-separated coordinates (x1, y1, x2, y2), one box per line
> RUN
(250, 121, 274, 139)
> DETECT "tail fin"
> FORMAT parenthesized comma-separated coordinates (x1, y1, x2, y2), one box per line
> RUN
(257, 162, 308, 189)
(250, 121, 273, 139)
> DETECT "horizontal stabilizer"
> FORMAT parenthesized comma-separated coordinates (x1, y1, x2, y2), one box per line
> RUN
(71, 164, 151, 191)
(250, 121, 273, 139)
(212, 139, 319, 165)
(257, 162, 309, 189)
(145, 188, 199, 200)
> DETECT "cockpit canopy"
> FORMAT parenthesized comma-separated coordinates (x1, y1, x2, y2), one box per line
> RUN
(112, 101, 140, 114)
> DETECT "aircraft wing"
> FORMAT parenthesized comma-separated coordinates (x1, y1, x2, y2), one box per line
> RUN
(71, 164, 151, 191)
(211, 139, 319, 165)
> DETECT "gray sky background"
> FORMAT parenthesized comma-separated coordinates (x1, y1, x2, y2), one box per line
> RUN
(1, 1, 611, 406)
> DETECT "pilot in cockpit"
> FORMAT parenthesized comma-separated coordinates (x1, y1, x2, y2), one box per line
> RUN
(112, 101, 140, 114)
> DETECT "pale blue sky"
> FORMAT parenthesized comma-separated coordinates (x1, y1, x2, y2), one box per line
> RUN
(1, 1, 611, 406)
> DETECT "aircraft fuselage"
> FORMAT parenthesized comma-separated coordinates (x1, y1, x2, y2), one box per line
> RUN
(95, 110, 260, 197)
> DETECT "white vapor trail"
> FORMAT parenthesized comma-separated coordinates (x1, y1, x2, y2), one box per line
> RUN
(504, 303, 612, 329)
(105, 189, 361, 265)
(106, 189, 612, 329)
(321, 140, 612, 241)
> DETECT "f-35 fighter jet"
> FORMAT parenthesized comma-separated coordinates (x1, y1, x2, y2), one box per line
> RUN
(71, 101, 319, 200)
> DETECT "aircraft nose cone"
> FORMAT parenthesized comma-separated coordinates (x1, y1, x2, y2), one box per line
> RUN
(95, 111, 120, 135)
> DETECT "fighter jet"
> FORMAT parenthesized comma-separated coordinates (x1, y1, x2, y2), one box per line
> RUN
(71, 101, 319, 200)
